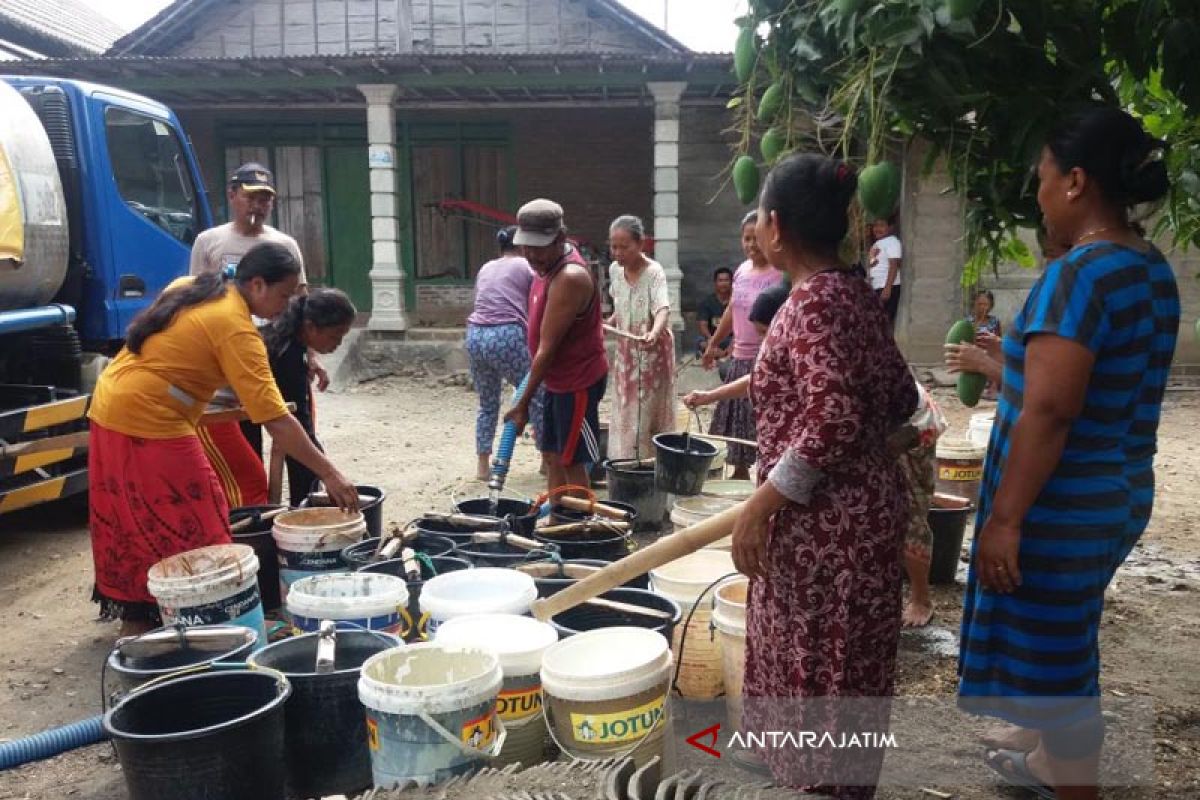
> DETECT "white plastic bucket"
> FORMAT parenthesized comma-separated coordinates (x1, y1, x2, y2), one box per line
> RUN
(541, 627, 672, 766)
(147, 543, 267, 646)
(435, 614, 559, 767)
(649, 550, 737, 699)
(700, 480, 754, 500)
(711, 577, 748, 729)
(967, 412, 995, 449)
(358, 643, 504, 788)
(286, 572, 412, 636)
(669, 496, 739, 549)
(935, 437, 988, 501)
(272, 507, 367, 608)
(707, 445, 727, 478)
(419, 567, 537, 639)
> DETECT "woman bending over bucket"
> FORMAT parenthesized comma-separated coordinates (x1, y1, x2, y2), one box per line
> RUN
(87, 242, 359, 637)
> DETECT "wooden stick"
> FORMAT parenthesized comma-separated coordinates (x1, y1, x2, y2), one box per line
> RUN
(0, 430, 90, 459)
(583, 596, 674, 622)
(468, 530, 543, 552)
(199, 402, 296, 426)
(229, 506, 288, 533)
(422, 512, 500, 530)
(556, 495, 632, 521)
(603, 323, 643, 342)
(531, 501, 745, 621)
(688, 432, 758, 449)
(538, 520, 630, 536)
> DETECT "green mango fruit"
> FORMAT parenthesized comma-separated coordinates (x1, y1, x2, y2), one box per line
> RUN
(760, 127, 786, 163)
(733, 156, 761, 205)
(946, 319, 985, 407)
(734, 28, 756, 83)
(757, 81, 785, 123)
(858, 162, 901, 219)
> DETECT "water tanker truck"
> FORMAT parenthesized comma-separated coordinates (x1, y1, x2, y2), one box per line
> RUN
(0, 77, 211, 515)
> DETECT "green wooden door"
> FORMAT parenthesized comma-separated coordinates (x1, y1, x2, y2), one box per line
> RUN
(324, 146, 372, 311)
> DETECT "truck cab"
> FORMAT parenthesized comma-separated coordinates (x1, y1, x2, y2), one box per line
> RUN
(0, 77, 211, 514)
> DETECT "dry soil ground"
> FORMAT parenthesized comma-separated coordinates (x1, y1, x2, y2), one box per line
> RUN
(0, 365, 1197, 799)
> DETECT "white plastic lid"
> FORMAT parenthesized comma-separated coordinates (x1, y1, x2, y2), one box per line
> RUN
(540, 627, 672, 703)
(285, 571, 409, 621)
(434, 614, 558, 676)
(419, 567, 537, 620)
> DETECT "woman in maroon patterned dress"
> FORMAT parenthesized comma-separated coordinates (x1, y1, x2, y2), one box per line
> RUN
(733, 154, 918, 798)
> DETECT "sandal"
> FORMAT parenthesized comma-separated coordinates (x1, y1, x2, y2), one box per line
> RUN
(984, 748, 1055, 800)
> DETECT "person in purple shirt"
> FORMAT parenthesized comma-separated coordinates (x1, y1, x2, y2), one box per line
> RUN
(466, 227, 547, 480)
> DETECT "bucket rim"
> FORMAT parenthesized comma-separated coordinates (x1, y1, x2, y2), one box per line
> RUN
(106, 624, 259, 678)
(433, 614, 558, 674)
(419, 567, 537, 618)
(248, 629, 402, 677)
(102, 669, 291, 743)
(272, 507, 367, 531)
(146, 544, 259, 587)
(651, 432, 719, 457)
(285, 571, 410, 620)
(540, 627, 673, 702)
(603, 458, 655, 474)
(357, 643, 503, 714)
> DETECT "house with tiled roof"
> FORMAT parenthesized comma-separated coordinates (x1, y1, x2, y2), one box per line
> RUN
(0, 0, 124, 59)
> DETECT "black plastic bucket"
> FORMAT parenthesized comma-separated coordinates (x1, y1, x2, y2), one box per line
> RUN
(928, 505, 974, 584)
(103, 670, 291, 800)
(456, 539, 557, 569)
(550, 587, 681, 641)
(415, 512, 505, 546)
(359, 555, 473, 641)
(454, 497, 537, 537)
(339, 533, 456, 569)
(534, 512, 634, 562)
(605, 460, 667, 532)
(106, 624, 259, 698)
(248, 629, 400, 799)
(516, 559, 649, 597)
(652, 433, 718, 496)
(229, 504, 288, 613)
(304, 484, 386, 538)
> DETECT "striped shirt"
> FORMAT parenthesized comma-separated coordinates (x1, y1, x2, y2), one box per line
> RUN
(959, 242, 1179, 721)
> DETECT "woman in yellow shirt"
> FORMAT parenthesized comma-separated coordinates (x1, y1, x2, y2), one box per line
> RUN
(87, 242, 358, 636)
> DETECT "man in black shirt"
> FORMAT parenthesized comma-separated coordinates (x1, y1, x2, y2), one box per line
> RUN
(696, 266, 733, 359)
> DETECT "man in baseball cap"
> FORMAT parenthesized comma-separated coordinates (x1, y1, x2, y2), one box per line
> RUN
(504, 199, 608, 495)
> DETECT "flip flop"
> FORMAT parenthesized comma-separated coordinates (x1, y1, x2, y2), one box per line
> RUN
(984, 748, 1055, 800)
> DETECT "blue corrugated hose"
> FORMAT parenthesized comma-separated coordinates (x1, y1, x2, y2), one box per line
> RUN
(0, 715, 107, 771)
(488, 373, 530, 491)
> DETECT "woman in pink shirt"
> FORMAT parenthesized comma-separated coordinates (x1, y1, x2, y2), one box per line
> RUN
(702, 211, 783, 480)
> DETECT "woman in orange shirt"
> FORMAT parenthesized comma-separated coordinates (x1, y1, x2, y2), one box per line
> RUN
(87, 242, 358, 636)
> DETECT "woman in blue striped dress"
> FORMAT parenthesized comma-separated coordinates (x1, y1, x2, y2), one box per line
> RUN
(959, 108, 1179, 800)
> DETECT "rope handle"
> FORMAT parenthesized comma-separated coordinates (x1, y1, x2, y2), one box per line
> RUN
(415, 707, 508, 760)
(532, 484, 596, 511)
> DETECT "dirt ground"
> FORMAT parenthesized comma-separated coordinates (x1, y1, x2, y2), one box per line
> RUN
(1, 364, 1197, 800)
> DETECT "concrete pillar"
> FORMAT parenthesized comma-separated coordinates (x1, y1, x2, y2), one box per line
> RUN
(648, 81, 687, 332)
(359, 83, 407, 333)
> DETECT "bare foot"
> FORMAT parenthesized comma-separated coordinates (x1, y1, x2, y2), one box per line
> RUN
(981, 724, 1040, 751)
(902, 598, 934, 627)
(476, 454, 491, 482)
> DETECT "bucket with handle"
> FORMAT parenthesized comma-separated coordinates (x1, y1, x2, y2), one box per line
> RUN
(649, 549, 738, 699)
(103, 669, 291, 800)
(272, 508, 367, 608)
(147, 544, 268, 647)
(711, 577, 748, 729)
(652, 433, 717, 496)
(358, 643, 505, 788)
(305, 483, 387, 538)
(549, 587, 680, 641)
(435, 614, 559, 767)
(419, 567, 538, 639)
(105, 624, 259, 699)
(285, 572, 412, 636)
(516, 559, 649, 597)
(604, 459, 667, 532)
(669, 496, 740, 549)
(540, 626, 673, 767)
(934, 438, 987, 502)
(340, 533, 456, 569)
(249, 628, 400, 799)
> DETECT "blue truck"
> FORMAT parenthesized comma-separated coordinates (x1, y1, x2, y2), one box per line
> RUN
(0, 77, 211, 514)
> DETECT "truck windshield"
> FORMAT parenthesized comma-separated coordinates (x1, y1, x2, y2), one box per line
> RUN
(104, 107, 198, 245)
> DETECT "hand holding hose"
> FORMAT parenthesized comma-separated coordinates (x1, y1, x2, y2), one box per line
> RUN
(502, 403, 529, 435)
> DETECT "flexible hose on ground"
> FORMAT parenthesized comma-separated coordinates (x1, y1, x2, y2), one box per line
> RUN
(0, 715, 107, 771)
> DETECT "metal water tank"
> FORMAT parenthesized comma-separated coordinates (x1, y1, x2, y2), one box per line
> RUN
(0, 80, 68, 311)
